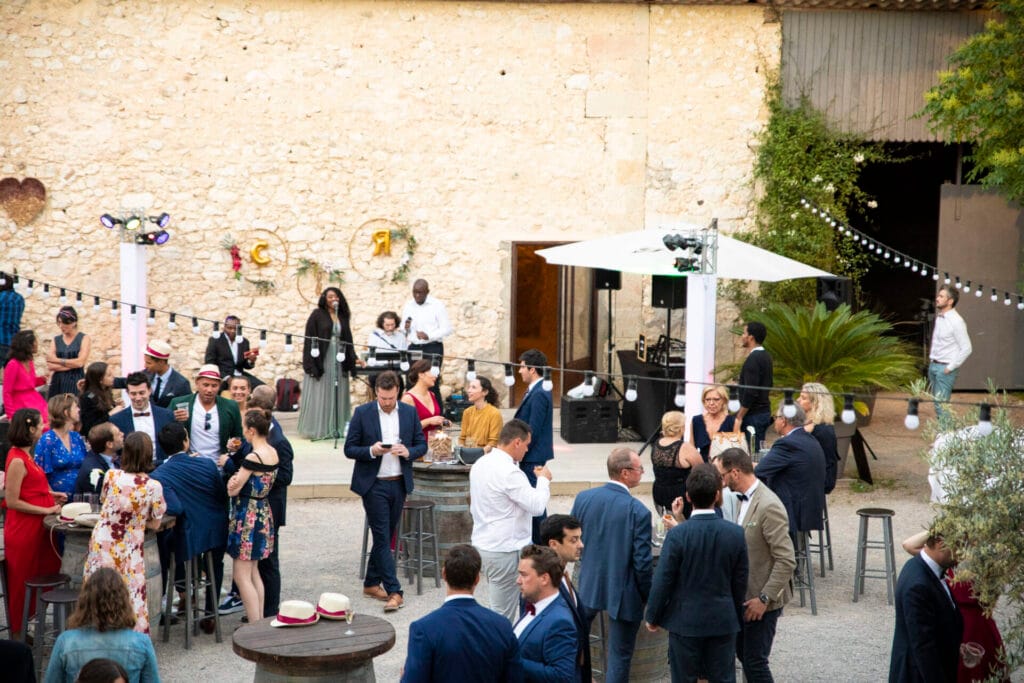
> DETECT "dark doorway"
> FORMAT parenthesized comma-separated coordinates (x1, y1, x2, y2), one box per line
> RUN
(511, 243, 595, 407)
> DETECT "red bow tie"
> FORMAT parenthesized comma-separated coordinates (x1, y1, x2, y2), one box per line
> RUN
(523, 602, 536, 616)
(134, 412, 150, 417)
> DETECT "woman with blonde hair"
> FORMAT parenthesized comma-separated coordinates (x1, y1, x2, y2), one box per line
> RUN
(44, 567, 159, 683)
(687, 384, 738, 461)
(797, 382, 840, 493)
(651, 410, 703, 518)
(35, 393, 87, 496)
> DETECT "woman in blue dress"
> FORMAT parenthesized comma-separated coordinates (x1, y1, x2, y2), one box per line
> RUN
(46, 306, 90, 398)
(34, 393, 87, 496)
(226, 408, 279, 624)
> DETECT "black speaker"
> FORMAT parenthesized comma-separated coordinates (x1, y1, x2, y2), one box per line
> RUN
(560, 396, 618, 443)
(594, 269, 622, 291)
(817, 277, 852, 311)
(651, 276, 687, 309)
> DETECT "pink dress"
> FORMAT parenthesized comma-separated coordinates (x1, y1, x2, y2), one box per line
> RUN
(84, 470, 166, 633)
(2, 358, 49, 427)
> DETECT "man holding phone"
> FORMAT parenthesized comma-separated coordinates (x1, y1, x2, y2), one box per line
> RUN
(344, 371, 428, 613)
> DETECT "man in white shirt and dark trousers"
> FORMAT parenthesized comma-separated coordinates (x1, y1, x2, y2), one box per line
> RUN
(470, 419, 552, 622)
(928, 285, 972, 422)
(401, 279, 452, 408)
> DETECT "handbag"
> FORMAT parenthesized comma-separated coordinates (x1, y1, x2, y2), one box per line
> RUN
(458, 447, 485, 465)
(708, 430, 750, 460)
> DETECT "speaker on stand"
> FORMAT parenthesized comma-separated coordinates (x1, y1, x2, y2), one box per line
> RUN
(817, 277, 852, 311)
(594, 269, 623, 407)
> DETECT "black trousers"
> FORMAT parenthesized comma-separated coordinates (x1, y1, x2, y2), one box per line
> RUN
(735, 607, 781, 682)
(258, 524, 282, 618)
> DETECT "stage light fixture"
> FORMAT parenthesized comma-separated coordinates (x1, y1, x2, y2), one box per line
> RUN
(151, 213, 171, 228)
(125, 216, 142, 231)
(100, 214, 122, 229)
(663, 234, 702, 252)
(673, 257, 699, 273)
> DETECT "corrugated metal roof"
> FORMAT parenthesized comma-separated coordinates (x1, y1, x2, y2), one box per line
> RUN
(781, 10, 992, 141)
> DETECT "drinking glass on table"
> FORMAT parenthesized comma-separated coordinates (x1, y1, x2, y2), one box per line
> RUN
(344, 607, 355, 636)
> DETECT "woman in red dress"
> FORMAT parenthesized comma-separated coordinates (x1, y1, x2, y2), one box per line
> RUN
(4, 408, 65, 638)
(2, 330, 49, 428)
(401, 359, 445, 442)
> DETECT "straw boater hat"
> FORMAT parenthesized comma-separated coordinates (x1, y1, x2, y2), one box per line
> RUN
(59, 502, 92, 523)
(143, 339, 172, 360)
(316, 593, 351, 620)
(196, 364, 222, 382)
(271, 600, 319, 628)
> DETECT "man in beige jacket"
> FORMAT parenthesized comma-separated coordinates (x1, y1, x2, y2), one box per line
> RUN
(715, 447, 796, 682)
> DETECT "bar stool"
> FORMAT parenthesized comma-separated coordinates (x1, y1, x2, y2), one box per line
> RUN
(162, 549, 222, 649)
(393, 499, 441, 595)
(806, 497, 834, 577)
(20, 573, 71, 644)
(359, 516, 371, 580)
(793, 532, 817, 615)
(36, 588, 78, 679)
(0, 552, 10, 636)
(852, 507, 897, 605)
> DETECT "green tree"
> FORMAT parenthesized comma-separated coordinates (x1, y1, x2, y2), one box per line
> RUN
(922, 0, 1024, 204)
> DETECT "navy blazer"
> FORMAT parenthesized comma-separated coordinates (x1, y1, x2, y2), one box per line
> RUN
(644, 514, 749, 637)
(401, 597, 523, 683)
(889, 554, 963, 683)
(148, 369, 191, 409)
(559, 581, 591, 683)
(109, 403, 174, 464)
(204, 332, 255, 382)
(570, 483, 653, 623)
(73, 451, 112, 496)
(228, 418, 294, 527)
(513, 384, 553, 465)
(754, 428, 826, 533)
(150, 452, 228, 559)
(517, 595, 577, 683)
(343, 401, 427, 496)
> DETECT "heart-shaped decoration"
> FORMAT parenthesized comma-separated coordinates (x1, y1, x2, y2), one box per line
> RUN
(0, 177, 46, 227)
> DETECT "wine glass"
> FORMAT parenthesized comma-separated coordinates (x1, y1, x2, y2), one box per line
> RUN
(344, 608, 355, 636)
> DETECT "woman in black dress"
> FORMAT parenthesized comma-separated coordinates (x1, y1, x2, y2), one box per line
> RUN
(297, 287, 356, 439)
(47, 306, 90, 398)
(687, 384, 737, 461)
(650, 410, 703, 518)
(797, 381, 840, 493)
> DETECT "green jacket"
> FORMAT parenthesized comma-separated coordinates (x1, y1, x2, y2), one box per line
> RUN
(167, 394, 243, 455)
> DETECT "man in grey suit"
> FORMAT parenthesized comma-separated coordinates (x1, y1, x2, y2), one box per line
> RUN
(645, 464, 749, 682)
(570, 448, 653, 683)
(715, 447, 795, 682)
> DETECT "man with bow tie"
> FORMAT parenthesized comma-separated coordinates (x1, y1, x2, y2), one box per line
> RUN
(513, 349, 553, 543)
(514, 545, 576, 683)
(110, 371, 174, 464)
(715, 447, 795, 682)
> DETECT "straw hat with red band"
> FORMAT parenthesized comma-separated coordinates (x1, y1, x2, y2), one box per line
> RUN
(270, 600, 320, 628)
(195, 364, 222, 382)
(316, 593, 351, 620)
(143, 339, 172, 360)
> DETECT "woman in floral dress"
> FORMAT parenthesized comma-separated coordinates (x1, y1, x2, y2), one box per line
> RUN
(226, 408, 279, 624)
(84, 432, 167, 633)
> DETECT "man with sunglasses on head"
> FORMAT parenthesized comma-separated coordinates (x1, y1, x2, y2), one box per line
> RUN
(167, 364, 243, 468)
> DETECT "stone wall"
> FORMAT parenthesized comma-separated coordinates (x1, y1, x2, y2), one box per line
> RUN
(0, 0, 779, 400)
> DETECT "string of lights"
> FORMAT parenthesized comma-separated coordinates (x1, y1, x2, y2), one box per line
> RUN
(3, 270, 1018, 432)
(799, 198, 1024, 311)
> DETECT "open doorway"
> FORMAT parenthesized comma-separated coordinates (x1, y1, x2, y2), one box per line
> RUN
(511, 243, 596, 407)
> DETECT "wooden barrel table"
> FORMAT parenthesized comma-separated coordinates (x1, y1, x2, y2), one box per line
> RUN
(233, 613, 395, 682)
(411, 461, 473, 574)
(45, 515, 175, 631)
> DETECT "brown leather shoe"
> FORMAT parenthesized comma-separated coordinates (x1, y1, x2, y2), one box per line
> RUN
(199, 617, 215, 634)
(363, 585, 389, 601)
(384, 593, 404, 613)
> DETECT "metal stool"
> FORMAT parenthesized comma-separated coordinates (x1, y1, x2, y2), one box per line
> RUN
(19, 573, 70, 644)
(806, 497, 834, 577)
(0, 552, 10, 636)
(852, 507, 897, 605)
(359, 516, 371, 580)
(394, 499, 441, 595)
(793, 532, 817, 615)
(162, 549, 222, 649)
(36, 588, 78, 679)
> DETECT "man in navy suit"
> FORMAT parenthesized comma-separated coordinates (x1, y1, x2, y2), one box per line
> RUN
(204, 315, 263, 389)
(109, 371, 174, 464)
(645, 464, 749, 683)
(74, 422, 123, 496)
(570, 448, 653, 683)
(142, 339, 192, 409)
(754, 405, 826, 535)
(344, 370, 428, 613)
(540, 514, 591, 683)
(402, 544, 522, 683)
(513, 348, 553, 543)
(515, 545, 577, 683)
(889, 535, 962, 683)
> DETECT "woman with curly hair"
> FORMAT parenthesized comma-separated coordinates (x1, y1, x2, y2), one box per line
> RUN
(43, 567, 159, 683)
(298, 286, 356, 439)
(84, 432, 167, 633)
(2, 329, 49, 426)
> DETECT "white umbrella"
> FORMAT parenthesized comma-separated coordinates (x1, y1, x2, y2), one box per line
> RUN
(535, 227, 834, 282)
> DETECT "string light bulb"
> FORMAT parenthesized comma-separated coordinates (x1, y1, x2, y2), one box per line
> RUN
(625, 377, 637, 402)
(110, 301, 119, 317)
(782, 390, 797, 418)
(991, 288, 998, 302)
(59, 288, 67, 303)
(466, 360, 476, 381)
(168, 313, 177, 330)
(963, 280, 971, 294)
(211, 321, 220, 340)
(192, 317, 200, 334)
(43, 283, 51, 298)
(429, 354, 440, 377)
(310, 340, 320, 358)
(147, 308, 155, 325)
(129, 304, 137, 320)
(841, 394, 856, 424)
(582, 371, 595, 396)
(259, 330, 268, 349)
(284, 334, 294, 353)
(93, 296, 100, 312)
(977, 403, 993, 437)
(25, 280, 34, 296)
(674, 381, 685, 408)
(504, 363, 515, 386)
(955, 277, 962, 290)
(1004, 292, 1012, 306)
(904, 398, 920, 430)
(893, 256, 901, 265)
(944, 272, 951, 284)
(75, 291, 83, 303)
(542, 367, 553, 392)
(399, 351, 409, 372)
(1018, 296, 1024, 311)
(975, 287, 983, 298)
(728, 385, 740, 413)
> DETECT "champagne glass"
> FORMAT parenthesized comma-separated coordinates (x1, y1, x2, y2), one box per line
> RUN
(344, 607, 355, 636)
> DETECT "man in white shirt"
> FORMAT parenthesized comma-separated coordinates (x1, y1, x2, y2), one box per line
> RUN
(929, 285, 972, 421)
(401, 279, 452, 407)
(109, 371, 174, 464)
(470, 419, 552, 622)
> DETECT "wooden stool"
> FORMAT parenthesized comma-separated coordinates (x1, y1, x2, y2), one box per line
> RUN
(793, 532, 817, 615)
(20, 573, 70, 644)
(37, 588, 79, 680)
(162, 549, 222, 649)
(852, 507, 897, 605)
(806, 497, 834, 577)
(394, 499, 441, 595)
